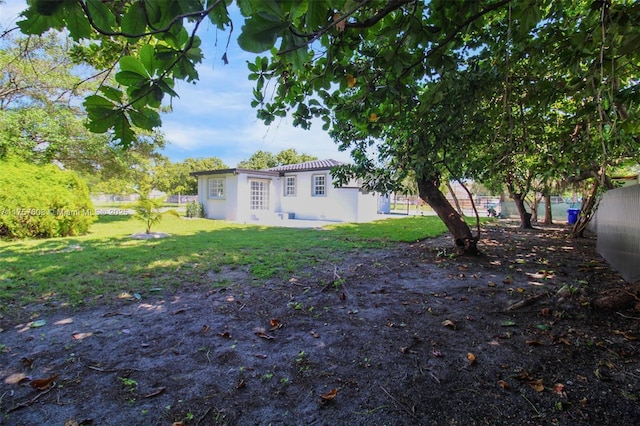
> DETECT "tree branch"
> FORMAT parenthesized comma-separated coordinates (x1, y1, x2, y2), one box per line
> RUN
(278, 0, 373, 55)
(401, 0, 513, 77)
(347, 0, 417, 29)
(75, 0, 226, 39)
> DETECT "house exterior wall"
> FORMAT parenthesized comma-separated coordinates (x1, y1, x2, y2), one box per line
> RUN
(279, 171, 334, 220)
(355, 189, 381, 222)
(235, 174, 282, 222)
(196, 165, 383, 224)
(277, 171, 379, 222)
(198, 173, 239, 220)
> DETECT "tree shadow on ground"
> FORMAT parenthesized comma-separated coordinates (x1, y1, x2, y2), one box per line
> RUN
(1, 222, 638, 425)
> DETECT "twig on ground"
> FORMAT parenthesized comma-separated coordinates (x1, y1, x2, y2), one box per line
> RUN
(88, 365, 117, 372)
(7, 386, 55, 413)
(380, 385, 419, 421)
(196, 406, 212, 425)
(622, 288, 640, 303)
(505, 292, 548, 311)
(520, 392, 542, 417)
(615, 312, 640, 320)
(320, 264, 350, 296)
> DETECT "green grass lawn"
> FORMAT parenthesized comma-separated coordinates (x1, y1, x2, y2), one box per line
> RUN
(0, 215, 473, 307)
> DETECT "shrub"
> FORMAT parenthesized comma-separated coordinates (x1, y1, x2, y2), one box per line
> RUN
(185, 201, 204, 218)
(0, 159, 96, 239)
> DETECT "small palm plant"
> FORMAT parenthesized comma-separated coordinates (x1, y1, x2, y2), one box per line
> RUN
(133, 189, 179, 234)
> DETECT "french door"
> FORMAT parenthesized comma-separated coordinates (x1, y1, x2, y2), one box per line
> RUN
(250, 179, 269, 210)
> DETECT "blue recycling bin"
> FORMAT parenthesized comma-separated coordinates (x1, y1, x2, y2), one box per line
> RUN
(567, 208, 580, 224)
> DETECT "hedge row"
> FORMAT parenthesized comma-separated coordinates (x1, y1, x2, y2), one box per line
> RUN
(0, 159, 96, 239)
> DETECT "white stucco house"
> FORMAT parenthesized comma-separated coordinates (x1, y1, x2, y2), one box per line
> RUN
(191, 159, 389, 225)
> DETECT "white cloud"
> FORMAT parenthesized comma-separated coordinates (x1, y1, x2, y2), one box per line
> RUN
(245, 118, 350, 161)
(170, 81, 250, 117)
(162, 111, 351, 167)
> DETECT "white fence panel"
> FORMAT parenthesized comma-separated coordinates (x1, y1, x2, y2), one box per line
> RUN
(596, 185, 640, 283)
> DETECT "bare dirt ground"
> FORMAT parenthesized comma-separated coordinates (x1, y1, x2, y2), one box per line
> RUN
(1, 220, 639, 425)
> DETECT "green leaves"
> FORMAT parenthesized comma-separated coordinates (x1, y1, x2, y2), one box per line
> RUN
(83, 95, 118, 133)
(85, 0, 116, 32)
(237, 0, 315, 32)
(115, 70, 146, 87)
(238, 16, 291, 53)
(129, 107, 161, 130)
(280, 32, 311, 71)
(121, 2, 148, 39)
(121, 54, 151, 79)
(84, 83, 161, 147)
(84, 93, 144, 147)
(13, 0, 639, 190)
(116, 55, 149, 91)
(207, 0, 233, 30)
(85, 43, 179, 145)
(18, 0, 91, 40)
(15, 0, 212, 146)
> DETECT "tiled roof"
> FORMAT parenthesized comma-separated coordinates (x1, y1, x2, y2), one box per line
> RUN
(190, 159, 345, 176)
(268, 159, 344, 172)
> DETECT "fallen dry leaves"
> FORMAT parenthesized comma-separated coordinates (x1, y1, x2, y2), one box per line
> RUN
(269, 319, 283, 330)
(255, 331, 275, 340)
(320, 388, 338, 402)
(612, 330, 637, 341)
(498, 379, 511, 389)
(528, 378, 544, 392)
(30, 374, 59, 391)
(142, 387, 166, 399)
(513, 369, 545, 392)
(467, 352, 477, 366)
(442, 319, 456, 329)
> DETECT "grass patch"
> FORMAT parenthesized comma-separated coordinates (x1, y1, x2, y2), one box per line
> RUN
(0, 215, 479, 307)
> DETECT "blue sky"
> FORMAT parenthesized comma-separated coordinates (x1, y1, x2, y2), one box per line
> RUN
(1, 0, 351, 167)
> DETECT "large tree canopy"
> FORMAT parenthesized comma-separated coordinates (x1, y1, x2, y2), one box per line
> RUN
(0, 30, 165, 180)
(154, 156, 228, 195)
(237, 148, 317, 169)
(13, 0, 640, 252)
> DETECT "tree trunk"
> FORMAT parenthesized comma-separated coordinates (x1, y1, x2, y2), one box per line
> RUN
(529, 196, 539, 223)
(543, 192, 553, 224)
(571, 179, 599, 238)
(511, 192, 533, 229)
(417, 174, 479, 255)
(446, 181, 464, 216)
(527, 193, 542, 223)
